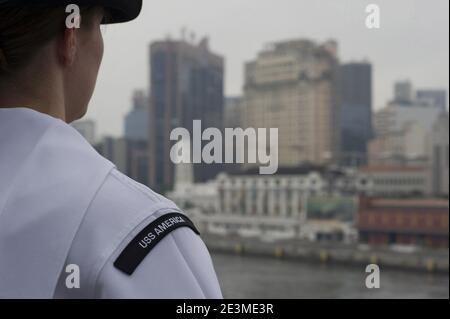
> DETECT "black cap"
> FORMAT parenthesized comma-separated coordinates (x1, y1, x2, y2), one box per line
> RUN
(0, 0, 143, 24)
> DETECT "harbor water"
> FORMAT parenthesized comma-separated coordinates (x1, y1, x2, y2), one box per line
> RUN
(211, 253, 449, 299)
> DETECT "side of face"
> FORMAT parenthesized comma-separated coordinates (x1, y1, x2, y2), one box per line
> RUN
(61, 7, 105, 122)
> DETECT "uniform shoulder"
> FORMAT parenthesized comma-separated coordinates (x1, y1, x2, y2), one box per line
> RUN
(102, 169, 176, 211)
(90, 174, 223, 298)
(54, 169, 183, 297)
(95, 209, 223, 298)
(77, 168, 182, 252)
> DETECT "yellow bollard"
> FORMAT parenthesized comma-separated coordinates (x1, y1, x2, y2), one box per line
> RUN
(370, 254, 379, 265)
(274, 247, 284, 258)
(234, 243, 244, 255)
(319, 250, 329, 263)
(425, 259, 436, 273)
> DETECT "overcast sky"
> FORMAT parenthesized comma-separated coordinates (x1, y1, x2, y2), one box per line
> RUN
(85, 0, 449, 137)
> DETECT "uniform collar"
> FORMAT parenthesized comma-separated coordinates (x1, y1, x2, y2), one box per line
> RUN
(0, 107, 114, 298)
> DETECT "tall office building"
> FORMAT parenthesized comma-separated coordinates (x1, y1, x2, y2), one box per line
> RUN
(370, 83, 445, 166)
(243, 39, 340, 167)
(95, 137, 128, 174)
(124, 90, 149, 142)
(393, 80, 413, 105)
(224, 96, 243, 129)
(124, 90, 150, 186)
(223, 97, 244, 173)
(417, 89, 447, 112)
(339, 62, 372, 167)
(149, 37, 224, 192)
(427, 113, 449, 196)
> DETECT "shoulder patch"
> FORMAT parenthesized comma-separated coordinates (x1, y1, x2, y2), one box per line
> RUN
(114, 212, 200, 275)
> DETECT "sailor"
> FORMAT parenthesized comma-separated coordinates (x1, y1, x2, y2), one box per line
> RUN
(0, 0, 222, 298)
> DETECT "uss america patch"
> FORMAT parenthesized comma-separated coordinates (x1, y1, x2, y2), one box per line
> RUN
(114, 212, 200, 275)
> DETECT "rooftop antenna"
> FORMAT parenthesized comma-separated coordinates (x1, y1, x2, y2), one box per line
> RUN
(190, 31, 196, 44)
(180, 27, 187, 41)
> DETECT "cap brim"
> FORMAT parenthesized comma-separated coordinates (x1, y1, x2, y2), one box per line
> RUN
(97, 0, 142, 24)
(0, 0, 143, 24)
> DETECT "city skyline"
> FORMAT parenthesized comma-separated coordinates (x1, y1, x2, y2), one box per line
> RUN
(1, 0, 448, 300)
(85, 0, 449, 137)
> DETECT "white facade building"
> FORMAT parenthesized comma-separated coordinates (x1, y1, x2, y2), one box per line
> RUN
(168, 161, 439, 241)
(212, 169, 359, 241)
(167, 141, 220, 215)
(174, 166, 359, 238)
(167, 164, 353, 239)
(356, 166, 429, 197)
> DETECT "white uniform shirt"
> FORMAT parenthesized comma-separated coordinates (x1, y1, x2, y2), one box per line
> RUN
(0, 108, 222, 299)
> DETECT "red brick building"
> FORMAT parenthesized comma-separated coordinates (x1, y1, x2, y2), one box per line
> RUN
(358, 197, 449, 248)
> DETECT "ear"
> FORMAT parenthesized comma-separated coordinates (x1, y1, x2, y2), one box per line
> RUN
(58, 27, 78, 67)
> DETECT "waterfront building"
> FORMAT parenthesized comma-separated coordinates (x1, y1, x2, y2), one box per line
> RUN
(358, 196, 449, 248)
(356, 166, 430, 197)
(183, 166, 358, 240)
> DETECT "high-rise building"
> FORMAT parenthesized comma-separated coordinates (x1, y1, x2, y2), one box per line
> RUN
(124, 90, 149, 142)
(417, 89, 447, 112)
(370, 105, 442, 166)
(370, 84, 444, 166)
(95, 136, 128, 174)
(224, 97, 243, 129)
(393, 80, 413, 105)
(243, 39, 340, 168)
(339, 62, 372, 167)
(124, 90, 150, 186)
(148, 37, 224, 192)
(427, 113, 449, 196)
(223, 97, 243, 173)
(126, 140, 149, 186)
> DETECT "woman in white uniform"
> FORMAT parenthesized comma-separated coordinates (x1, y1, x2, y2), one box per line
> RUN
(0, 0, 222, 299)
